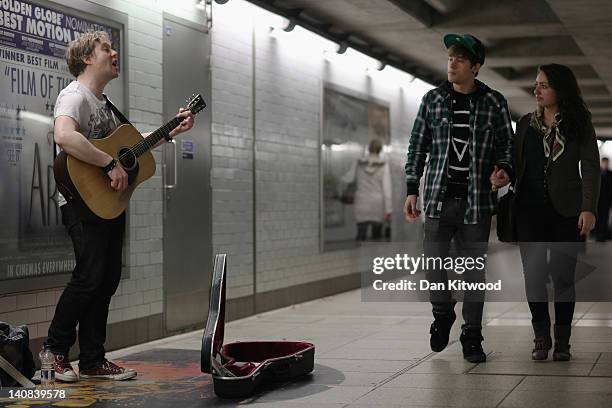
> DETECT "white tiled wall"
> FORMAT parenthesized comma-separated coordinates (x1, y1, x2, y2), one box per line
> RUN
(210, 1, 429, 298)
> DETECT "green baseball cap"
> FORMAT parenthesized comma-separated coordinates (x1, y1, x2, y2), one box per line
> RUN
(444, 33, 485, 65)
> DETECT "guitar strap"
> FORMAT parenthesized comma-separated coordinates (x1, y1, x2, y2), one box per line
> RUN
(103, 94, 132, 126)
(0, 355, 36, 388)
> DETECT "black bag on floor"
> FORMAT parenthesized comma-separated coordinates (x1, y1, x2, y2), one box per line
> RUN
(201, 254, 315, 398)
(0, 322, 36, 387)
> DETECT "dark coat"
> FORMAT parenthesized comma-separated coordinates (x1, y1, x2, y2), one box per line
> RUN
(513, 113, 600, 217)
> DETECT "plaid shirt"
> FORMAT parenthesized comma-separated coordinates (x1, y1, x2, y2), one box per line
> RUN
(405, 80, 514, 224)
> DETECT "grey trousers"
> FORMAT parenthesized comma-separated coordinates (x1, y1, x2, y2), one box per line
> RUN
(423, 197, 491, 329)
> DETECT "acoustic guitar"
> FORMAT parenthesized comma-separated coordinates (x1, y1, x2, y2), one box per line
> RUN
(53, 93, 206, 220)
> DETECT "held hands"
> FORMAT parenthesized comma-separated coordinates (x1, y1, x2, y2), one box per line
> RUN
(108, 163, 128, 192)
(578, 211, 596, 236)
(168, 108, 194, 139)
(490, 165, 510, 192)
(403, 195, 420, 222)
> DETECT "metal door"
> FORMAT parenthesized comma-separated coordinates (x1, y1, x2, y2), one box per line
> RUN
(162, 15, 212, 333)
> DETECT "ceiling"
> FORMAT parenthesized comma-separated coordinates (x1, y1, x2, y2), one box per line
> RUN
(247, 0, 612, 139)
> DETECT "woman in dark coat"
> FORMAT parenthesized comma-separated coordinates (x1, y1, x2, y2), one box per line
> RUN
(511, 63, 600, 361)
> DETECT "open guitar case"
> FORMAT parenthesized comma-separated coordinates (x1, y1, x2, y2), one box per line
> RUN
(201, 254, 315, 398)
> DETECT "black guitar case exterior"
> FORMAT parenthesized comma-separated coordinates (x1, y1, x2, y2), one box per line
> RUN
(201, 254, 315, 398)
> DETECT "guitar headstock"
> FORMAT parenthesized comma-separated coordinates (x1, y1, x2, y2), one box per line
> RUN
(186, 93, 207, 115)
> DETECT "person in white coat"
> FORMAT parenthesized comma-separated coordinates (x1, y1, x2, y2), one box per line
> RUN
(343, 139, 392, 240)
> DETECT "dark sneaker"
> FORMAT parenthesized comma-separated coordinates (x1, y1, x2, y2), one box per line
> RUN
(460, 328, 486, 363)
(79, 360, 137, 381)
(429, 310, 456, 352)
(53, 353, 79, 382)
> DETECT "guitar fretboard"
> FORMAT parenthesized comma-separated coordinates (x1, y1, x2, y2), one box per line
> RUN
(131, 116, 183, 157)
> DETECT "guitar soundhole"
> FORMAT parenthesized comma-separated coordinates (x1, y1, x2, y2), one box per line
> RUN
(118, 147, 137, 170)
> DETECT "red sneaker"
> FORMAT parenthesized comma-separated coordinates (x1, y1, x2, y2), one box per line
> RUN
(79, 360, 137, 381)
(53, 353, 79, 382)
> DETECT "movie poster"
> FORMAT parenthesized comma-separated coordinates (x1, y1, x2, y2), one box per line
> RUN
(0, 0, 122, 282)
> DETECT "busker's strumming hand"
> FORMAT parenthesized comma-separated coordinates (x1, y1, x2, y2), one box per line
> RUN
(404, 195, 420, 222)
(490, 165, 510, 192)
(169, 108, 194, 139)
(108, 163, 128, 192)
(577, 211, 596, 236)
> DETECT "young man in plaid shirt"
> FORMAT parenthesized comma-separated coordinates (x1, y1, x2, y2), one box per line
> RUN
(404, 34, 514, 363)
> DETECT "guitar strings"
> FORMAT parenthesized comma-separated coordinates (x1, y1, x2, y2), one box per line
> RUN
(114, 96, 202, 165)
(114, 112, 187, 163)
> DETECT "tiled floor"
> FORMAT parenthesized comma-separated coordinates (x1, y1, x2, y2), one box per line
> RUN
(97, 291, 612, 407)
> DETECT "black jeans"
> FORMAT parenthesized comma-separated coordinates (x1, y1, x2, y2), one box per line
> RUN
(595, 202, 610, 241)
(516, 201, 580, 326)
(423, 198, 491, 329)
(356, 222, 382, 241)
(45, 202, 125, 370)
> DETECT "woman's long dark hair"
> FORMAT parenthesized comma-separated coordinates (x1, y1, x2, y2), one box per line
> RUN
(538, 63, 592, 140)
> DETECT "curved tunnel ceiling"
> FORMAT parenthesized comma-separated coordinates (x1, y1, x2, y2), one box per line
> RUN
(247, 0, 612, 139)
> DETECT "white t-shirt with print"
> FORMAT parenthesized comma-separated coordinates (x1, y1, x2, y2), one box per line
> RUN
(54, 80, 118, 206)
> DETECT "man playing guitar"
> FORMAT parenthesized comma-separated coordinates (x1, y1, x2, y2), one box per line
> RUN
(44, 30, 194, 382)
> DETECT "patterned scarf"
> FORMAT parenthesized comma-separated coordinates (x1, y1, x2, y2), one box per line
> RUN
(529, 108, 565, 161)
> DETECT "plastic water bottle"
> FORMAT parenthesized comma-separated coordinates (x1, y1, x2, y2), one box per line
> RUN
(38, 347, 55, 387)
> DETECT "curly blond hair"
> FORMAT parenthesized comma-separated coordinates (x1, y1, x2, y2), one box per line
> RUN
(65, 31, 110, 77)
